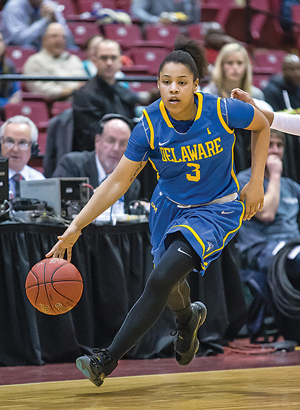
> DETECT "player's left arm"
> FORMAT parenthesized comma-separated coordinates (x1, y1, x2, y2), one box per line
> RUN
(242, 107, 270, 220)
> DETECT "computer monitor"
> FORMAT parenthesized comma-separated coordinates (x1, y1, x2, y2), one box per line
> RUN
(19, 177, 90, 219)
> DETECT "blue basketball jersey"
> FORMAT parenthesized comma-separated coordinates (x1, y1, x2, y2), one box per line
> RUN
(126, 93, 254, 206)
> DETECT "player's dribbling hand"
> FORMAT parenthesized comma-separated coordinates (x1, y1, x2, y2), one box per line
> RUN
(45, 226, 81, 262)
(240, 180, 264, 220)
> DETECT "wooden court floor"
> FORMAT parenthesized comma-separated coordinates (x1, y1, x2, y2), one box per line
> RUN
(1, 365, 300, 410)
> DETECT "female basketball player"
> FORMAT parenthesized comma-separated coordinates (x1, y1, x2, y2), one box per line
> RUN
(46, 36, 270, 387)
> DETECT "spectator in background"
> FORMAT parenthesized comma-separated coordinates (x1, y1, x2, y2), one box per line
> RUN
(235, 128, 300, 343)
(130, 0, 201, 25)
(203, 43, 265, 101)
(72, 39, 140, 152)
(0, 33, 21, 120)
(203, 42, 270, 174)
(23, 22, 87, 101)
(52, 114, 141, 215)
(81, 34, 130, 86)
(0, 115, 45, 198)
(0, 0, 76, 50)
(262, 54, 300, 112)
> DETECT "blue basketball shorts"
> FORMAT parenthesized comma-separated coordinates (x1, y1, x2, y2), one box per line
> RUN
(149, 185, 245, 275)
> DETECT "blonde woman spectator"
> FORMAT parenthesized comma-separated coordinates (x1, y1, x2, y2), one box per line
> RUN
(203, 43, 265, 101)
(203, 43, 271, 174)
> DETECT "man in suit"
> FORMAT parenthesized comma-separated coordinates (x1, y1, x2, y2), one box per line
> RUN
(0, 115, 45, 198)
(72, 39, 140, 152)
(52, 114, 141, 214)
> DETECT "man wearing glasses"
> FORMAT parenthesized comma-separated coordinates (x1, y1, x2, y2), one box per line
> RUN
(72, 39, 141, 153)
(0, 115, 45, 198)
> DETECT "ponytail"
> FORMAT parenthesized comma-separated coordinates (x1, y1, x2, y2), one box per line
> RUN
(159, 35, 208, 80)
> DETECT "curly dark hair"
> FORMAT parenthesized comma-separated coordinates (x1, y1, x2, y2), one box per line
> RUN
(158, 35, 208, 80)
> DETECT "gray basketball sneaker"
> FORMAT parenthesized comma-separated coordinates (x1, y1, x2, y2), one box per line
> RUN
(174, 301, 207, 366)
(76, 348, 118, 387)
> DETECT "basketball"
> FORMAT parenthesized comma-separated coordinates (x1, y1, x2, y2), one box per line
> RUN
(25, 258, 83, 315)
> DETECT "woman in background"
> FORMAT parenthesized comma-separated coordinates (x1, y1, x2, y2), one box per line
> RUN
(203, 42, 265, 101)
(203, 42, 271, 173)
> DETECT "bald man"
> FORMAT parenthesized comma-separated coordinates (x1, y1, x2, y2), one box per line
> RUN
(23, 22, 86, 101)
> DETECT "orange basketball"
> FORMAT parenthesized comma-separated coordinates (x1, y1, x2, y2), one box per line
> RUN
(25, 258, 83, 315)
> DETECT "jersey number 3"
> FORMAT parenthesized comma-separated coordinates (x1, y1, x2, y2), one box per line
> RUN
(186, 163, 200, 182)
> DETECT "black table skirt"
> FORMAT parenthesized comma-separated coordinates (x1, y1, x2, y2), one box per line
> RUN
(0, 222, 246, 366)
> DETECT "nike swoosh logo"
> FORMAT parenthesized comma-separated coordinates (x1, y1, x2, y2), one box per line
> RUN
(158, 140, 170, 146)
(178, 247, 192, 258)
(221, 210, 234, 214)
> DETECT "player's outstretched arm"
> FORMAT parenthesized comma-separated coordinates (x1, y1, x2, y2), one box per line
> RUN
(232, 88, 300, 137)
(46, 156, 147, 261)
(242, 107, 270, 220)
(231, 88, 274, 126)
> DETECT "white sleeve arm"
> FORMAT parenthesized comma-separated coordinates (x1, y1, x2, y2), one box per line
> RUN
(271, 112, 300, 136)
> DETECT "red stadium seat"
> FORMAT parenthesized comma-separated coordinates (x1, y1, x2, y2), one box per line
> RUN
(67, 21, 100, 46)
(129, 47, 169, 76)
(68, 48, 87, 61)
(144, 24, 181, 50)
(292, 4, 300, 24)
(102, 23, 144, 49)
(50, 101, 72, 117)
(36, 131, 48, 156)
(129, 81, 157, 93)
(253, 49, 287, 73)
(115, 0, 131, 12)
(5, 46, 36, 74)
(200, 0, 241, 29)
(187, 23, 208, 42)
(247, 0, 284, 48)
(20, 82, 46, 102)
(56, 0, 78, 18)
(200, 4, 221, 23)
(76, 0, 115, 14)
(4, 101, 49, 130)
(250, 0, 270, 41)
(291, 5, 300, 49)
(121, 65, 150, 76)
(252, 73, 271, 90)
(103, 23, 173, 51)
